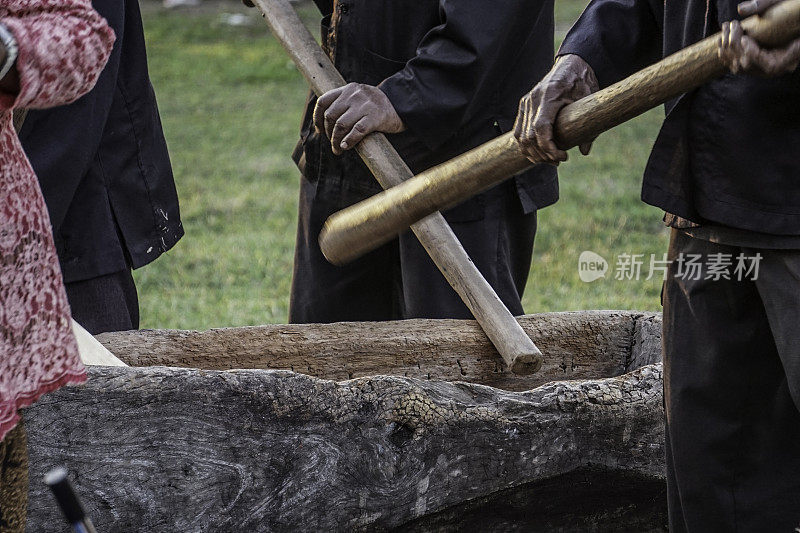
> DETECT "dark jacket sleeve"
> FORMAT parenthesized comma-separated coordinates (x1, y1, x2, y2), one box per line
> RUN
(378, 0, 548, 151)
(18, 0, 124, 231)
(557, 0, 664, 88)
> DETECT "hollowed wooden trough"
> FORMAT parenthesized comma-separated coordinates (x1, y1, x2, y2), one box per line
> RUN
(24, 310, 667, 531)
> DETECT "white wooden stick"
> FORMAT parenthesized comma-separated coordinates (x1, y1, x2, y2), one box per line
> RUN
(72, 319, 128, 367)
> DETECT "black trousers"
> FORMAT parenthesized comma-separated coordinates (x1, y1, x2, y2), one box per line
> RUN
(289, 174, 537, 322)
(65, 269, 140, 334)
(663, 229, 800, 532)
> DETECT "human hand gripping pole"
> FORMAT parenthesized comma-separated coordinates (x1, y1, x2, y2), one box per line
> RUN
(313, 82, 406, 156)
(318, 0, 800, 264)
(719, 0, 800, 75)
(249, 0, 543, 374)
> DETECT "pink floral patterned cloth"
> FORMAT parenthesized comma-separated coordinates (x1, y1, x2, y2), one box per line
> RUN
(0, 0, 114, 442)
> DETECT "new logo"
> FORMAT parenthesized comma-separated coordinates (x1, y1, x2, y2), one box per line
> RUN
(578, 251, 608, 283)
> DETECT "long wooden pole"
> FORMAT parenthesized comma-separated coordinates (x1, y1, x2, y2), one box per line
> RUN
(319, 0, 800, 264)
(252, 0, 543, 374)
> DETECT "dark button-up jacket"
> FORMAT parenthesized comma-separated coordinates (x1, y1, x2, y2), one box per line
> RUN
(19, 0, 182, 283)
(559, 0, 800, 235)
(296, 0, 559, 219)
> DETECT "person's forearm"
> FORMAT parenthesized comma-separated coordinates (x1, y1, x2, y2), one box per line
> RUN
(378, 0, 548, 152)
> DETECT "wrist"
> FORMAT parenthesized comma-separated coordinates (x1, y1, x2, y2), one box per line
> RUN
(386, 109, 406, 133)
(556, 54, 600, 92)
(375, 86, 406, 133)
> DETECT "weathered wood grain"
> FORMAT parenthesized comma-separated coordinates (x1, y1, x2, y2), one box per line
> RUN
(318, 0, 800, 264)
(96, 311, 659, 392)
(25, 312, 665, 530)
(25, 362, 664, 531)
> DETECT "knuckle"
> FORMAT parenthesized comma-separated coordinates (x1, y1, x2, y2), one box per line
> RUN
(532, 116, 551, 133)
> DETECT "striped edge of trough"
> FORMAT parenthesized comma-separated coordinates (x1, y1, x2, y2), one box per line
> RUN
(24, 311, 666, 531)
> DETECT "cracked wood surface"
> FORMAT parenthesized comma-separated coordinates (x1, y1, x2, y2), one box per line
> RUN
(25, 311, 666, 531)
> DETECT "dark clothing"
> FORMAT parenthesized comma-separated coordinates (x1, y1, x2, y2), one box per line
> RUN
(559, 0, 800, 235)
(663, 230, 800, 532)
(297, 0, 558, 218)
(19, 0, 182, 284)
(290, 172, 402, 323)
(399, 186, 538, 320)
(290, 176, 536, 322)
(65, 270, 140, 335)
(291, 0, 557, 322)
(560, 0, 800, 528)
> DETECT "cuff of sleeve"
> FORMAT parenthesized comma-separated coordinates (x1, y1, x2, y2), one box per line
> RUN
(557, 40, 619, 89)
(379, 73, 454, 152)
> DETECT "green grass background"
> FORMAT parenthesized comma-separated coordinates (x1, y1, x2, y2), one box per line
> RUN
(135, 0, 669, 330)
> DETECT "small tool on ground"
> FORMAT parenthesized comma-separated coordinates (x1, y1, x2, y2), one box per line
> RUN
(45, 467, 99, 533)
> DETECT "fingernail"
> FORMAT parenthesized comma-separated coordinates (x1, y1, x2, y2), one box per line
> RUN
(341, 141, 348, 149)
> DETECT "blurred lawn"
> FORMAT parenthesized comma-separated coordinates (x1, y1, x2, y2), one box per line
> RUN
(135, 0, 668, 330)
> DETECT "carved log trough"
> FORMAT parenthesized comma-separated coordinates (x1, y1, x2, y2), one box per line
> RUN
(23, 310, 667, 531)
